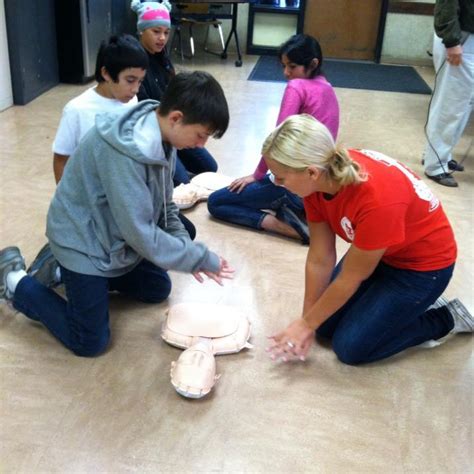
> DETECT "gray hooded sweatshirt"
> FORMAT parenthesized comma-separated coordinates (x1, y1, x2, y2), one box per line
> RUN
(47, 100, 219, 277)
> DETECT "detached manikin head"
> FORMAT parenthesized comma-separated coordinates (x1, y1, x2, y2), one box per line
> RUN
(162, 303, 252, 398)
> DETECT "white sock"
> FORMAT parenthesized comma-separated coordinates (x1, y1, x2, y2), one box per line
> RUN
(6, 269, 27, 294)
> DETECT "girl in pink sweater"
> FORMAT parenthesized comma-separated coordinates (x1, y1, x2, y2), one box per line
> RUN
(207, 34, 340, 243)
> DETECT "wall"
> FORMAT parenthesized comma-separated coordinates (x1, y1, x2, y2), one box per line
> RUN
(381, 0, 435, 65)
(0, 0, 12, 111)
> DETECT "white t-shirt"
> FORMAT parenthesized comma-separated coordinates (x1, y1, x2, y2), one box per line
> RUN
(53, 87, 138, 156)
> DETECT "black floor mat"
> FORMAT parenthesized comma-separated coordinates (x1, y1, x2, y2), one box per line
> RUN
(248, 55, 432, 95)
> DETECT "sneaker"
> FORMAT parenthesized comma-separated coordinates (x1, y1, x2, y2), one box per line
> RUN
(424, 172, 458, 188)
(448, 159, 464, 172)
(276, 205, 309, 245)
(27, 243, 60, 288)
(447, 298, 474, 333)
(0, 246, 26, 301)
(420, 298, 473, 348)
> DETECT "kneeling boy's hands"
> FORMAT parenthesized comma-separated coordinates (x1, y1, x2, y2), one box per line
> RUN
(193, 257, 234, 286)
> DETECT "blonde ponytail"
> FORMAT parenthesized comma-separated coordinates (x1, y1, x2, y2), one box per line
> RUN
(262, 114, 366, 186)
(326, 148, 367, 186)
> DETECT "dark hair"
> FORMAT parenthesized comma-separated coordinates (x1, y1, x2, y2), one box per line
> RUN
(159, 71, 229, 139)
(278, 34, 323, 78)
(95, 34, 149, 83)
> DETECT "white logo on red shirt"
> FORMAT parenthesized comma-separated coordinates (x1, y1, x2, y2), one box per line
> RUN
(360, 149, 440, 212)
(341, 216, 355, 241)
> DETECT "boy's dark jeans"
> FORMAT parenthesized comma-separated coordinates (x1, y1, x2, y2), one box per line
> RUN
(317, 261, 455, 365)
(13, 260, 171, 357)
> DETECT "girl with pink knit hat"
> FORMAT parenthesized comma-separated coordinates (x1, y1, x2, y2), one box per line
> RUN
(131, 0, 219, 190)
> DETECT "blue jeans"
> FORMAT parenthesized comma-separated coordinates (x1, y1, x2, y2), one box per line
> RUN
(13, 259, 171, 357)
(174, 147, 218, 186)
(178, 212, 196, 240)
(207, 175, 306, 235)
(317, 260, 455, 365)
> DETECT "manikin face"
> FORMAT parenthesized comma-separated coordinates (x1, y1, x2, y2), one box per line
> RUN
(265, 157, 319, 198)
(140, 26, 170, 54)
(280, 54, 315, 81)
(101, 67, 146, 103)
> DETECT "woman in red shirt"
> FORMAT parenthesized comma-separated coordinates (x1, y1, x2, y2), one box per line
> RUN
(263, 114, 473, 364)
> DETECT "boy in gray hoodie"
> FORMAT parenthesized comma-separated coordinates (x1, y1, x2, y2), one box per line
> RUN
(0, 71, 233, 357)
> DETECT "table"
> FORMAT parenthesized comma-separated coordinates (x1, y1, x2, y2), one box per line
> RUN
(170, 1, 252, 67)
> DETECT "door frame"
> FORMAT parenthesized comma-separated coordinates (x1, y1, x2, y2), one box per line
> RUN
(375, 0, 390, 63)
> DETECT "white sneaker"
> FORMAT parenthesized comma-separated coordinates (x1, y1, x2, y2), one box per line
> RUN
(447, 299, 474, 334)
(419, 298, 473, 348)
(0, 246, 26, 301)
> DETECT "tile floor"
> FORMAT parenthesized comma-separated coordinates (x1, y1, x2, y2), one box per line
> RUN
(0, 52, 472, 473)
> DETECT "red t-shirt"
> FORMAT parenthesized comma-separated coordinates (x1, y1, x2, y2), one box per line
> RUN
(304, 149, 457, 271)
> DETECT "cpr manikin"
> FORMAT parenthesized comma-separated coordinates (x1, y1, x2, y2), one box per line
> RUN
(161, 303, 252, 398)
(172, 172, 233, 210)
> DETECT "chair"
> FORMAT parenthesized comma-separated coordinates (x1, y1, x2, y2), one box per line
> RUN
(171, 3, 227, 59)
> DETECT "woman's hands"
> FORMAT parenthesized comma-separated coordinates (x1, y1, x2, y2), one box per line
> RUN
(266, 318, 314, 362)
(228, 174, 256, 193)
(193, 257, 234, 286)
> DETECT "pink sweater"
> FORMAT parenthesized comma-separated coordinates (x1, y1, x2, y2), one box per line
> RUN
(254, 75, 340, 180)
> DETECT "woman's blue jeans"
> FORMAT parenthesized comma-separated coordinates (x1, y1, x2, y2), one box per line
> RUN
(12, 259, 171, 357)
(207, 175, 306, 235)
(317, 260, 455, 365)
(174, 147, 218, 186)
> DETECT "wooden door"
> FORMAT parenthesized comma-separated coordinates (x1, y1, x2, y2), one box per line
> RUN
(304, 0, 383, 61)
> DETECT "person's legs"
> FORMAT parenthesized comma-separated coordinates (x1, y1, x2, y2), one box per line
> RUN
(207, 176, 307, 241)
(177, 147, 218, 176)
(4, 250, 170, 356)
(178, 213, 196, 240)
(173, 156, 191, 186)
(274, 191, 309, 244)
(317, 262, 455, 365)
(423, 34, 473, 183)
(13, 266, 111, 357)
(27, 242, 61, 288)
(208, 178, 279, 229)
(109, 259, 171, 303)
